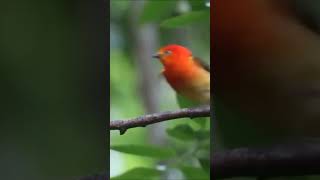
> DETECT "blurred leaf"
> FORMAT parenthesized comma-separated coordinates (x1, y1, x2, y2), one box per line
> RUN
(176, 94, 196, 108)
(166, 124, 195, 141)
(198, 158, 210, 173)
(180, 166, 209, 180)
(111, 167, 161, 180)
(192, 117, 208, 129)
(198, 139, 210, 150)
(188, 0, 208, 10)
(140, 0, 177, 23)
(111, 144, 176, 158)
(176, 94, 207, 128)
(161, 10, 209, 28)
(166, 124, 210, 141)
(195, 129, 210, 140)
(110, 51, 144, 118)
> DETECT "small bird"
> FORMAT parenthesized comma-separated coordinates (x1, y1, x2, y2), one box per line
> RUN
(153, 44, 210, 104)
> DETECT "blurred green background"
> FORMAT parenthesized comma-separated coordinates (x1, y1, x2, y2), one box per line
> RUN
(0, 1, 106, 179)
(110, 0, 210, 179)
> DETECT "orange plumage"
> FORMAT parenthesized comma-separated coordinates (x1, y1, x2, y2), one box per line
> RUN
(153, 44, 210, 104)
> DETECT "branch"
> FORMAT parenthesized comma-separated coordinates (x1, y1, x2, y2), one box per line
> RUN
(110, 105, 210, 135)
(213, 141, 320, 179)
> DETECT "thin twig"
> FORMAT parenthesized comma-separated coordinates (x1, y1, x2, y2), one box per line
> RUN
(110, 105, 210, 135)
(213, 141, 320, 179)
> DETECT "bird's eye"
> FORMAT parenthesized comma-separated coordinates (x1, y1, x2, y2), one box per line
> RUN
(164, 50, 172, 55)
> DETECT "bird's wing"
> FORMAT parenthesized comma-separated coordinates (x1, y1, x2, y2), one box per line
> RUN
(193, 56, 215, 99)
(193, 56, 210, 72)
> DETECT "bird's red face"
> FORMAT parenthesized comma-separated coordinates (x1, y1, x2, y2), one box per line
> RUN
(153, 44, 192, 67)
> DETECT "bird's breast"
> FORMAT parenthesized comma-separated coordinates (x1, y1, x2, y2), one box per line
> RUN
(163, 66, 210, 103)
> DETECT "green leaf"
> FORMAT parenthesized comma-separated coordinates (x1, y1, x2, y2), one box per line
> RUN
(188, 0, 209, 10)
(166, 124, 210, 142)
(176, 94, 196, 108)
(198, 158, 210, 173)
(111, 167, 161, 180)
(161, 10, 209, 28)
(166, 124, 195, 141)
(140, 0, 177, 24)
(195, 129, 210, 140)
(176, 94, 207, 128)
(193, 117, 208, 129)
(111, 144, 176, 158)
(198, 139, 210, 150)
(181, 166, 209, 180)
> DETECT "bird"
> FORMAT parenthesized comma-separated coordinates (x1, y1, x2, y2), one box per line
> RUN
(153, 44, 210, 105)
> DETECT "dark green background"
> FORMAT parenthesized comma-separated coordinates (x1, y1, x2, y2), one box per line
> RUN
(0, 1, 107, 179)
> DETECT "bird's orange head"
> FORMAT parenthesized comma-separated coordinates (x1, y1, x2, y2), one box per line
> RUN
(153, 44, 192, 68)
(153, 44, 210, 104)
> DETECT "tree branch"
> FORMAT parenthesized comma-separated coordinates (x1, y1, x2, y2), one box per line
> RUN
(213, 141, 320, 179)
(110, 105, 210, 135)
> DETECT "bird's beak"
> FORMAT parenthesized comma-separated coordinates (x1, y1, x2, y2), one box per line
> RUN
(152, 53, 161, 59)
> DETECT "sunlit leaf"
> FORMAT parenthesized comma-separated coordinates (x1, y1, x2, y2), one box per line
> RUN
(111, 167, 161, 180)
(111, 144, 176, 158)
(161, 10, 209, 28)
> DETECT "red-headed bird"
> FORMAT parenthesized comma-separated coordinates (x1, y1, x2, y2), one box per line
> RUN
(153, 44, 210, 104)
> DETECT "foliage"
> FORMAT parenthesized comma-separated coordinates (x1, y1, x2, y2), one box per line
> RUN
(111, 0, 210, 179)
(111, 167, 161, 180)
(161, 10, 210, 28)
(111, 144, 176, 159)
